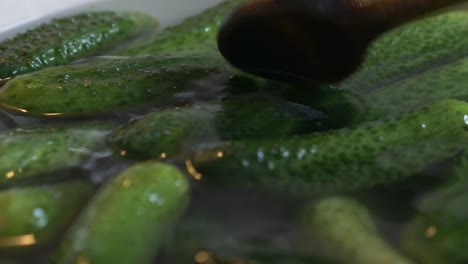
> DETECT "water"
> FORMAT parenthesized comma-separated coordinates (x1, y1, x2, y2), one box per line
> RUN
(0, 0, 225, 40)
(0, 2, 467, 264)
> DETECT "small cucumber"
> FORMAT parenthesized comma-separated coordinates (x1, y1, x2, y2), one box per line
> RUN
(401, 156, 468, 264)
(0, 53, 230, 116)
(193, 99, 468, 194)
(331, 12, 468, 122)
(301, 197, 414, 264)
(0, 11, 156, 78)
(115, 0, 243, 55)
(0, 124, 111, 186)
(108, 104, 218, 160)
(359, 55, 468, 121)
(242, 253, 338, 264)
(339, 12, 468, 95)
(0, 181, 94, 251)
(401, 184, 468, 264)
(108, 95, 326, 160)
(54, 162, 190, 264)
(214, 95, 327, 139)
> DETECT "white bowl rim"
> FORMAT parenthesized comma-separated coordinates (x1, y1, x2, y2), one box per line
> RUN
(0, 0, 226, 40)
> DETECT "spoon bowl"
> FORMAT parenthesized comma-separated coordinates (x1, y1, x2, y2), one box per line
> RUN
(218, 0, 467, 85)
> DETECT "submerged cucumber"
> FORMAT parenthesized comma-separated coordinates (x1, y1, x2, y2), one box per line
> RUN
(358, 53, 468, 121)
(402, 182, 468, 264)
(108, 104, 218, 160)
(301, 197, 414, 264)
(0, 12, 156, 78)
(333, 12, 468, 122)
(0, 124, 111, 186)
(193, 99, 468, 194)
(188, 252, 337, 264)
(115, 0, 243, 55)
(264, 12, 468, 127)
(0, 181, 94, 251)
(0, 53, 230, 116)
(54, 162, 190, 264)
(214, 95, 327, 139)
(108, 95, 326, 160)
(241, 253, 338, 264)
(401, 156, 468, 264)
(340, 12, 468, 95)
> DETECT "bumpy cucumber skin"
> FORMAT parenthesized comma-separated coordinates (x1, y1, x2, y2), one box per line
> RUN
(0, 11, 156, 78)
(301, 197, 414, 264)
(340, 12, 468, 94)
(0, 53, 229, 116)
(0, 181, 94, 251)
(54, 162, 189, 264)
(361, 56, 468, 119)
(334, 12, 468, 121)
(193, 100, 468, 194)
(0, 125, 111, 186)
(115, 0, 243, 55)
(108, 96, 325, 160)
(108, 105, 218, 160)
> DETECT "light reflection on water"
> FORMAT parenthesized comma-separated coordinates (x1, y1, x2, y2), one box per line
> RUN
(0, 2, 466, 264)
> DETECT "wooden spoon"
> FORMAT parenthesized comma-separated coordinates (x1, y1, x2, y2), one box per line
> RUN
(217, 0, 467, 85)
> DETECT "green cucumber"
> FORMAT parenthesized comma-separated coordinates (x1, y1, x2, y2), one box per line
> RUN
(189, 252, 337, 264)
(214, 95, 327, 139)
(108, 104, 218, 160)
(329, 12, 468, 122)
(301, 197, 414, 264)
(267, 12, 468, 126)
(0, 11, 156, 78)
(108, 95, 326, 160)
(54, 162, 190, 264)
(340, 12, 468, 95)
(0, 181, 94, 251)
(0, 124, 111, 186)
(241, 253, 338, 264)
(193, 99, 468, 194)
(0, 53, 230, 116)
(115, 0, 243, 55)
(401, 155, 468, 264)
(401, 182, 468, 264)
(358, 53, 468, 120)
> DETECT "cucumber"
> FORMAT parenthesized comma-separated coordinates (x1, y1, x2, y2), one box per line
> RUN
(193, 99, 468, 194)
(274, 12, 468, 125)
(242, 253, 338, 264)
(214, 95, 327, 139)
(0, 53, 230, 116)
(401, 155, 468, 264)
(162, 197, 338, 264)
(401, 182, 468, 264)
(333, 12, 468, 122)
(107, 95, 326, 160)
(0, 181, 94, 251)
(115, 0, 244, 55)
(0, 11, 156, 78)
(0, 124, 111, 186)
(54, 162, 190, 264)
(301, 197, 414, 264)
(339, 12, 468, 95)
(187, 252, 337, 264)
(108, 104, 218, 160)
(358, 54, 468, 121)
